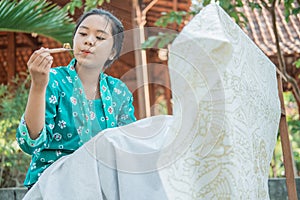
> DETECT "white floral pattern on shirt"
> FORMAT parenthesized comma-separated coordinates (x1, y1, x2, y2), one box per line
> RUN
(16, 58, 136, 187)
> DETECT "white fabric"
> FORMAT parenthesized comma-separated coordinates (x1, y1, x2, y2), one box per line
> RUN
(23, 3, 280, 200)
(24, 115, 172, 200)
(160, 3, 281, 200)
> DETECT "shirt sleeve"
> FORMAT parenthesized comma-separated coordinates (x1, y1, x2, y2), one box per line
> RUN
(16, 73, 59, 155)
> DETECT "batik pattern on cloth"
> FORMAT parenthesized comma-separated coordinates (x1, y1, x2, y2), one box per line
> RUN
(159, 3, 281, 200)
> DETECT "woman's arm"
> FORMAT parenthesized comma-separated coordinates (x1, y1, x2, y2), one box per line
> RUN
(24, 48, 53, 139)
(17, 69, 59, 155)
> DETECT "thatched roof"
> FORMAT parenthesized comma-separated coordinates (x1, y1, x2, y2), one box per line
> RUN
(239, 2, 300, 92)
(240, 2, 300, 57)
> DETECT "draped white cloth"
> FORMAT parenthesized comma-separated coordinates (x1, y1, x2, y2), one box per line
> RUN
(23, 3, 280, 200)
(24, 115, 173, 200)
(159, 3, 281, 200)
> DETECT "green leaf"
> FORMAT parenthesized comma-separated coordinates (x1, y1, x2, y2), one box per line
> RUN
(236, 0, 244, 7)
(154, 11, 188, 28)
(284, 7, 291, 22)
(157, 33, 177, 48)
(292, 7, 300, 15)
(75, 0, 83, 7)
(248, 2, 262, 10)
(230, 11, 239, 22)
(64, 0, 83, 15)
(142, 36, 159, 49)
(0, 0, 75, 44)
(219, 0, 231, 10)
(169, 14, 176, 24)
(294, 58, 300, 68)
(239, 11, 248, 23)
(175, 15, 183, 25)
(142, 32, 178, 49)
(203, 0, 211, 6)
(85, 0, 97, 12)
(283, 0, 298, 21)
(69, 5, 76, 15)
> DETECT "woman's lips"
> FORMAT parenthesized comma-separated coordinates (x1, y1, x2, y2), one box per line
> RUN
(81, 50, 92, 54)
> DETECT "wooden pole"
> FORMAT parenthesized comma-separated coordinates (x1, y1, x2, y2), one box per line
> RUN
(132, 0, 151, 119)
(132, 0, 158, 119)
(7, 32, 16, 84)
(277, 75, 298, 200)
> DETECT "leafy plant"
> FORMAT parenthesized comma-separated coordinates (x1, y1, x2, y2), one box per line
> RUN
(294, 58, 300, 69)
(0, 74, 31, 187)
(270, 92, 300, 177)
(63, 0, 111, 15)
(142, 32, 177, 49)
(287, 115, 300, 176)
(154, 11, 190, 28)
(142, 0, 299, 59)
(142, 0, 249, 49)
(0, 0, 75, 44)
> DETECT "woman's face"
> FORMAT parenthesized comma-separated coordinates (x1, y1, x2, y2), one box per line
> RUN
(73, 15, 115, 70)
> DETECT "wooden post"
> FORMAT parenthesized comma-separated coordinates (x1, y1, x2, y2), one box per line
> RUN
(277, 75, 298, 200)
(132, 0, 158, 119)
(132, 0, 151, 119)
(7, 32, 16, 84)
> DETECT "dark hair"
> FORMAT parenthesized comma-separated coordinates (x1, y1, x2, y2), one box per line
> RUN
(74, 9, 124, 68)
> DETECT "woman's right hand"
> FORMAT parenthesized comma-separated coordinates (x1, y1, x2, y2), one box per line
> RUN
(27, 47, 53, 90)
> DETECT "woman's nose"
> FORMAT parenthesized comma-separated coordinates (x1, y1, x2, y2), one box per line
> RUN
(84, 36, 96, 46)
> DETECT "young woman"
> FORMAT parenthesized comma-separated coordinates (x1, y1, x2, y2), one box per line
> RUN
(16, 9, 136, 188)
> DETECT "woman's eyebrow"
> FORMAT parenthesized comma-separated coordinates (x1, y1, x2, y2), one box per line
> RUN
(79, 25, 109, 35)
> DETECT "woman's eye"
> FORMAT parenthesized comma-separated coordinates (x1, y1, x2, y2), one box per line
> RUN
(96, 36, 106, 40)
(79, 32, 87, 36)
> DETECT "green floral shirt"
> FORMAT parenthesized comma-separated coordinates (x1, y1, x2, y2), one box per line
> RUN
(16, 59, 136, 187)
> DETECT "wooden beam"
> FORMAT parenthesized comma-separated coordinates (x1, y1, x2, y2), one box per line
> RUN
(132, 0, 158, 118)
(277, 75, 298, 200)
(173, 0, 178, 11)
(172, 0, 178, 29)
(7, 32, 16, 84)
(164, 66, 172, 115)
(0, 44, 37, 49)
(148, 1, 188, 10)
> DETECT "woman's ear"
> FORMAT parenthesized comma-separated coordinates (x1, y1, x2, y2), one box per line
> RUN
(109, 48, 117, 60)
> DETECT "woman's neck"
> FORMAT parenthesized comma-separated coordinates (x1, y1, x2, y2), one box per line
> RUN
(75, 62, 102, 100)
(76, 62, 102, 80)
